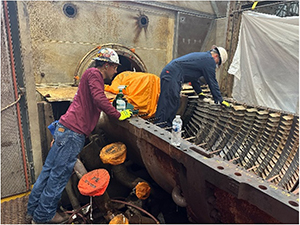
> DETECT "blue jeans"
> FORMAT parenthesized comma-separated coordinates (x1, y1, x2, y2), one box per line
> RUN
(27, 122, 85, 223)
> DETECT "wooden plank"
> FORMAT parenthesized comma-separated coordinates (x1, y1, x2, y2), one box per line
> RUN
(43, 102, 55, 152)
(37, 101, 55, 163)
(37, 102, 48, 164)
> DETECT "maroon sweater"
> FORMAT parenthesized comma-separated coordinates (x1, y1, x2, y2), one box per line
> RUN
(60, 68, 120, 136)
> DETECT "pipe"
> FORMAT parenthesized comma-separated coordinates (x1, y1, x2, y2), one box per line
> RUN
(111, 163, 152, 200)
(171, 186, 187, 208)
(65, 177, 81, 210)
(112, 164, 146, 188)
(3, 0, 29, 190)
(74, 158, 88, 179)
(73, 159, 115, 222)
(111, 199, 160, 224)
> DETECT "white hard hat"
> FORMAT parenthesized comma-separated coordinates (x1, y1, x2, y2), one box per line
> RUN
(213, 46, 228, 66)
(93, 48, 121, 65)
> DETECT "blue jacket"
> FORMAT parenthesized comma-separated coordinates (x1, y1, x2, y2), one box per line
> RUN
(164, 51, 223, 103)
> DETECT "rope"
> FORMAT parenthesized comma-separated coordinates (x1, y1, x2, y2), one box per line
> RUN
(1, 94, 22, 112)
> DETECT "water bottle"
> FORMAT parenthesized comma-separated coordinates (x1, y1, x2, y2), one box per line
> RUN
(171, 115, 183, 146)
(116, 90, 126, 112)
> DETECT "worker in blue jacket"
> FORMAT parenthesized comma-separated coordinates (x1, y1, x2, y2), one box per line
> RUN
(155, 45, 230, 128)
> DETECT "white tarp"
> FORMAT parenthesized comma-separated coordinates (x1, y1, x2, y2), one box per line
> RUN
(228, 11, 299, 114)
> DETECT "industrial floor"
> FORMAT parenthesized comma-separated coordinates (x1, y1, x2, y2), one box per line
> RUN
(1, 194, 190, 224)
(1, 195, 31, 224)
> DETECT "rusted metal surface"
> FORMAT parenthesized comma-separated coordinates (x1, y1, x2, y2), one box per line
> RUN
(96, 94, 299, 223)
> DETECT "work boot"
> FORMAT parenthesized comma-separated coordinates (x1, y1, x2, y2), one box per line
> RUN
(31, 212, 69, 224)
(25, 214, 33, 223)
(48, 212, 69, 224)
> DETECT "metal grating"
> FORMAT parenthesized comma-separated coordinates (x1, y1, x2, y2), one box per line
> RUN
(1, 4, 27, 198)
(182, 92, 299, 193)
(1, 195, 30, 224)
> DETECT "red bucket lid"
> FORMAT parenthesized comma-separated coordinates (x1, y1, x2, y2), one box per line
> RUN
(78, 169, 110, 196)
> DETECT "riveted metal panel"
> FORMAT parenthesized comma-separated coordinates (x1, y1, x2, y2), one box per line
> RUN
(177, 12, 214, 57)
(21, 1, 175, 83)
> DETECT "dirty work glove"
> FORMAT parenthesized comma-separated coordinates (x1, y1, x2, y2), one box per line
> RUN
(119, 109, 133, 121)
(221, 100, 231, 108)
(198, 92, 207, 100)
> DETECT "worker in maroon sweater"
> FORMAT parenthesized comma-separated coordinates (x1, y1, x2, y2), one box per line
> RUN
(27, 48, 132, 224)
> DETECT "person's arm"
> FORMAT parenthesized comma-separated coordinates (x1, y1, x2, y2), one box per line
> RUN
(204, 67, 223, 104)
(88, 72, 121, 119)
(88, 71, 133, 119)
(191, 79, 203, 95)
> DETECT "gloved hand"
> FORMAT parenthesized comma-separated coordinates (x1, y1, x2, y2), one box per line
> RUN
(221, 100, 231, 108)
(118, 109, 133, 121)
(198, 92, 207, 100)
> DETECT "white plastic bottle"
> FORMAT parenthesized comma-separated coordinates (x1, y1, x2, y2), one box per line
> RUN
(171, 115, 183, 146)
(116, 86, 126, 112)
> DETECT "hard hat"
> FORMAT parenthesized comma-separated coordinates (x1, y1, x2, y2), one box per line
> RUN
(93, 48, 121, 65)
(213, 46, 228, 66)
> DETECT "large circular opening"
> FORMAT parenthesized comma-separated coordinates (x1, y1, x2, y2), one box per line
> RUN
(74, 44, 147, 85)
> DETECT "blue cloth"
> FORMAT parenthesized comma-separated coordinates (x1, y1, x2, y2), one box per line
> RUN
(156, 51, 223, 127)
(47, 120, 59, 136)
(27, 122, 85, 223)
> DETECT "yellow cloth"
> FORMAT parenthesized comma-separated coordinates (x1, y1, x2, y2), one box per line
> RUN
(109, 214, 129, 224)
(105, 71, 160, 118)
(100, 142, 127, 165)
(135, 182, 151, 200)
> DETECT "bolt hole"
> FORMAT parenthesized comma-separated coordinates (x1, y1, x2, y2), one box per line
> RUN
(288, 201, 299, 207)
(154, 129, 157, 132)
(138, 14, 149, 28)
(234, 172, 242, 176)
(141, 17, 147, 25)
(41, 73, 45, 78)
(63, 3, 77, 18)
(258, 185, 267, 190)
(217, 166, 224, 170)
